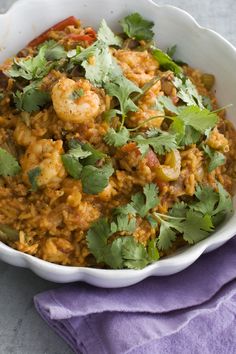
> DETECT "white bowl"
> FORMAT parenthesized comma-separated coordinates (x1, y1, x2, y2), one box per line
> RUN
(0, 0, 235, 287)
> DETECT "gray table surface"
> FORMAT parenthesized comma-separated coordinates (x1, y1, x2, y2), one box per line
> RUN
(0, 0, 235, 353)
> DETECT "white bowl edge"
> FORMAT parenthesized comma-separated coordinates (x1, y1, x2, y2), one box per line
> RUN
(0, 0, 235, 287)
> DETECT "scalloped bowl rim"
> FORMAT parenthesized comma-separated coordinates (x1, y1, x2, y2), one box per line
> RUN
(0, 0, 235, 287)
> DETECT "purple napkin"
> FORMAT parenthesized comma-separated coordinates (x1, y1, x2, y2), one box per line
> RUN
(34, 238, 236, 354)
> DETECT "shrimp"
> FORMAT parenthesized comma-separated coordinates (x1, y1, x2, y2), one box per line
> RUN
(21, 139, 66, 187)
(51, 77, 106, 123)
(114, 50, 159, 87)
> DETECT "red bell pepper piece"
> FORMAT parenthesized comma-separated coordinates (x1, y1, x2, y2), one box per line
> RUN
(66, 29, 96, 44)
(28, 16, 78, 47)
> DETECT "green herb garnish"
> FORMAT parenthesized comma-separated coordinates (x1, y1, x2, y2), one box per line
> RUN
(28, 167, 41, 191)
(62, 141, 113, 195)
(201, 144, 226, 172)
(152, 48, 182, 75)
(0, 148, 21, 177)
(119, 13, 155, 41)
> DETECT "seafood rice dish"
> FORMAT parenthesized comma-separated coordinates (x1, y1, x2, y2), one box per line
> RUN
(0, 13, 235, 269)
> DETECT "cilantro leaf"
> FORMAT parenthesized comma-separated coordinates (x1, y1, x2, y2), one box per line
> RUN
(191, 185, 219, 216)
(61, 155, 83, 179)
(62, 140, 109, 187)
(173, 76, 204, 108)
(14, 87, 51, 113)
(152, 48, 182, 75)
(155, 95, 179, 114)
(180, 126, 202, 146)
(157, 219, 177, 250)
(120, 13, 154, 41)
(182, 211, 214, 244)
(213, 182, 233, 222)
(113, 203, 137, 216)
(41, 40, 67, 61)
(86, 218, 111, 263)
(177, 106, 218, 133)
(168, 117, 186, 145)
(121, 236, 152, 269)
(28, 167, 41, 191)
(66, 144, 92, 160)
(97, 19, 123, 46)
(110, 214, 136, 234)
(169, 106, 218, 146)
(191, 183, 232, 226)
(169, 202, 188, 218)
(0, 148, 21, 177)
(81, 163, 114, 194)
(131, 183, 159, 217)
(7, 45, 50, 81)
(133, 130, 177, 155)
(66, 140, 106, 166)
(104, 127, 130, 147)
(82, 44, 114, 86)
(102, 109, 121, 122)
(62, 141, 92, 179)
(201, 144, 226, 172)
(81, 143, 107, 165)
(105, 75, 141, 116)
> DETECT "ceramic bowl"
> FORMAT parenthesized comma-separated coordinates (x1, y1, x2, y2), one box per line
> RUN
(0, 0, 235, 287)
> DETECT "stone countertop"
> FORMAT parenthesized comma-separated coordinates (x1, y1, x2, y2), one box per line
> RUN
(0, 1, 235, 353)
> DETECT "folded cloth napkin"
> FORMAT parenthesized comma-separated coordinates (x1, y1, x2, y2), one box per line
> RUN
(34, 237, 236, 354)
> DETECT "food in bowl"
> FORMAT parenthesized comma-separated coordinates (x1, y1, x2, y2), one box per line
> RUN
(0, 13, 235, 270)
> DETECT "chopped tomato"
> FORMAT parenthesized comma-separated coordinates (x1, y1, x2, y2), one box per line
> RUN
(66, 28, 97, 44)
(28, 16, 78, 47)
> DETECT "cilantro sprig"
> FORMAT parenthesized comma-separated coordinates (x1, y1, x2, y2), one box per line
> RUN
(104, 127, 130, 147)
(173, 75, 204, 108)
(14, 83, 51, 113)
(86, 183, 160, 269)
(104, 75, 141, 117)
(119, 13, 155, 41)
(70, 19, 141, 121)
(87, 219, 159, 269)
(169, 105, 218, 146)
(133, 129, 177, 156)
(6, 40, 67, 113)
(86, 181, 232, 269)
(153, 183, 232, 250)
(62, 140, 113, 195)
